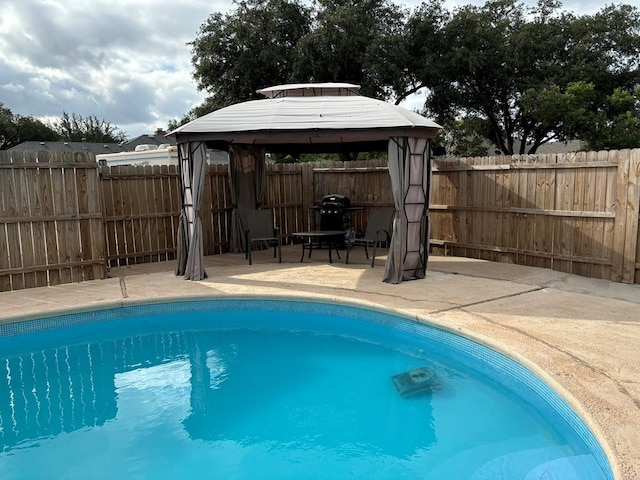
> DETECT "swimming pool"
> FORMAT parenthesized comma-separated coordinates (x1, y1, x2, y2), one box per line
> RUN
(0, 299, 612, 479)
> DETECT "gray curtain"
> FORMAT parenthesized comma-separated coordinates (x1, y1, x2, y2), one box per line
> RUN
(175, 141, 208, 280)
(383, 137, 432, 284)
(229, 145, 267, 253)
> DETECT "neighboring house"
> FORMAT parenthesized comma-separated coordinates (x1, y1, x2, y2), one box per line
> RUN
(8, 128, 228, 166)
(7, 128, 176, 157)
(96, 143, 179, 166)
(434, 139, 586, 158)
(8, 140, 129, 155)
(96, 144, 229, 167)
(124, 128, 176, 150)
(495, 140, 585, 156)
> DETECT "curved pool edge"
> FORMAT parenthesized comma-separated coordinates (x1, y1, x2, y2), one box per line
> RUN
(0, 290, 619, 479)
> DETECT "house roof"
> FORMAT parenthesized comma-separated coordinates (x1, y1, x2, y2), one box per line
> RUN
(126, 132, 176, 149)
(8, 141, 128, 155)
(8, 129, 176, 155)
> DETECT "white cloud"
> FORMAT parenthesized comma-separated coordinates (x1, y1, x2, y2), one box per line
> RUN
(0, 0, 220, 137)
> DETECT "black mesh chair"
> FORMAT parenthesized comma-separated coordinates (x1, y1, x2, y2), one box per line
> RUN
(346, 207, 394, 267)
(245, 209, 282, 265)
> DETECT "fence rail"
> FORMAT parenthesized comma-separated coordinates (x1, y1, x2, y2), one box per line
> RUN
(1, 148, 638, 291)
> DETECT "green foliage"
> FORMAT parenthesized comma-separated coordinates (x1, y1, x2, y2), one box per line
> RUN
(400, 0, 450, 104)
(575, 87, 640, 150)
(269, 150, 386, 163)
(522, 82, 640, 150)
(291, 0, 408, 100)
(189, 0, 312, 115)
(52, 112, 128, 143)
(434, 117, 491, 157)
(189, 0, 414, 115)
(167, 114, 195, 133)
(419, 0, 640, 153)
(0, 103, 60, 150)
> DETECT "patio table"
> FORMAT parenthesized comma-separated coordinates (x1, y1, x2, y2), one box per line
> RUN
(292, 230, 346, 263)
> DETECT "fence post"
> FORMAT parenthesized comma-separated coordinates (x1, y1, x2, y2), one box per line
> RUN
(611, 149, 640, 283)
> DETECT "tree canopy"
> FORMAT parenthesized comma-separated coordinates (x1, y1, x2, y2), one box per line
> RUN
(422, 0, 640, 154)
(0, 103, 59, 150)
(291, 0, 408, 100)
(190, 0, 312, 114)
(0, 104, 128, 149)
(52, 112, 128, 143)
(185, 0, 640, 154)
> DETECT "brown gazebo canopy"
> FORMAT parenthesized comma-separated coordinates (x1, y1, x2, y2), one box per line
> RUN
(169, 83, 441, 284)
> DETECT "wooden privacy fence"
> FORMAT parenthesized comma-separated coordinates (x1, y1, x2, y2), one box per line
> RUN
(1, 149, 639, 291)
(0, 151, 105, 291)
(429, 150, 640, 284)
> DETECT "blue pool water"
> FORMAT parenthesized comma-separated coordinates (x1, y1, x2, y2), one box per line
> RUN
(0, 300, 612, 479)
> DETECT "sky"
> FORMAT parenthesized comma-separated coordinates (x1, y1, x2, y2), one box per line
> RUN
(0, 0, 631, 140)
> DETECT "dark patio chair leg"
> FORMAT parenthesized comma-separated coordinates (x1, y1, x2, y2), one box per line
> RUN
(371, 242, 377, 268)
(246, 232, 253, 265)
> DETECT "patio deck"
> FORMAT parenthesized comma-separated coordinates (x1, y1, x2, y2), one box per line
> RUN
(1, 246, 639, 479)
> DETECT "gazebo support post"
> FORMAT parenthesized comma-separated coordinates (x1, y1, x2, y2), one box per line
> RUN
(175, 141, 208, 280)
(383, 137, 432, 284)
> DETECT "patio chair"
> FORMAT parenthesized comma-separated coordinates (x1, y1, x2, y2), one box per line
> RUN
(346, 207, 394, 267)
(245, 209, 282, 265)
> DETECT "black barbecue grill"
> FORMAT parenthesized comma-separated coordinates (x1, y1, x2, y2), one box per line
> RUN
(319, 194, 351, 231)
(316, 194, 355, 249)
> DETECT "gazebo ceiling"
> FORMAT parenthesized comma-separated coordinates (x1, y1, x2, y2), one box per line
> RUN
(170, 84, 441, 152)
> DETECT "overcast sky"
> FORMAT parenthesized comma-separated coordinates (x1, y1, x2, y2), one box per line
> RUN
(0, 0, 632, 140)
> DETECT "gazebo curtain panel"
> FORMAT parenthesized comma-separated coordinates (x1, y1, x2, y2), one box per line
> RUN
(228, 145, 267, 253)
(383, 137, 432, 284)
(175, 141, 208, 280)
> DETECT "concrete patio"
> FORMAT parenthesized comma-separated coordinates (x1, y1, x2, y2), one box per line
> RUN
(1, 246, 638, 479)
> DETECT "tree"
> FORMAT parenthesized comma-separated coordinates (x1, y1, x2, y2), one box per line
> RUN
(399, 0, 450, 104)
(0, 103, 60, 150)
(291, 0, 408, 101)
(167, 114, 194, 133)
(188, 0, 416, 115)
(189, 0, 312, 114)
(433, 117, 491, 157)
(524, 82, 640, 150)
(594, 88, 640, 150)
(52, 112, 127, 143)
(416, 0, 640, 154)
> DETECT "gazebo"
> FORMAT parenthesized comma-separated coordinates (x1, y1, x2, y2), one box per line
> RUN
(169, 83, 441, 284)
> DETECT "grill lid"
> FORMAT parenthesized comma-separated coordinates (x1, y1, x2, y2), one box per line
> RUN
(321, 194, 350, 207)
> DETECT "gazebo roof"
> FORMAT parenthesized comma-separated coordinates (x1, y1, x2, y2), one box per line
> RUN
(170, 84, 441, 152)
(256, 82, 361, 98)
